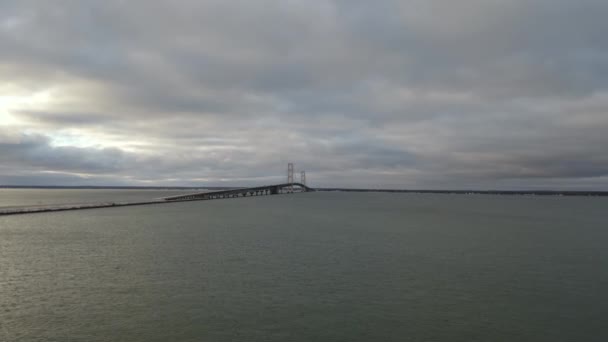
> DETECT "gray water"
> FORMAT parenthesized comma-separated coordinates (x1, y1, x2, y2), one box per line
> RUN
(0, 189, 197, 209)
(1, 191, 607, 341)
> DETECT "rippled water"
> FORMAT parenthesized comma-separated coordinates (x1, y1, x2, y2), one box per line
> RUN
(1, 191, 607, 341)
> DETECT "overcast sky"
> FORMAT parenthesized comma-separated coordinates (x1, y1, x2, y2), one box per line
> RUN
(1, 0, 607, 189)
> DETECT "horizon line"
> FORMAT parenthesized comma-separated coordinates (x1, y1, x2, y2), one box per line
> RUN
(2, 184, 608, 195)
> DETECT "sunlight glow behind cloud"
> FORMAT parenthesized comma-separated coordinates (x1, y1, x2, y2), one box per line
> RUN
(1, 0, 607, 189)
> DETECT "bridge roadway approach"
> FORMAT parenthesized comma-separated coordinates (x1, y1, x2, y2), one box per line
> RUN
(163, 182, 312, 201)
(0, 183, 313, 216)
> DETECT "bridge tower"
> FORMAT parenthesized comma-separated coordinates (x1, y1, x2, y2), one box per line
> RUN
(287, 163, 294, 193)
(300, 171, 306, 187)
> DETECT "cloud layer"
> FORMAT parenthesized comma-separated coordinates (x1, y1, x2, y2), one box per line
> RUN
(1, 0, 607, 189)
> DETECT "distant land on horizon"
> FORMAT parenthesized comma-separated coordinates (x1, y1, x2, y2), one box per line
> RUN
(0, 185, 233, 190)
(1, 185, 608, 196)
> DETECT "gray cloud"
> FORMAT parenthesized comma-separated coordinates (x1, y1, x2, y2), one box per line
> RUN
(0, 132, 131, 174)
(1, 0, 607, 189)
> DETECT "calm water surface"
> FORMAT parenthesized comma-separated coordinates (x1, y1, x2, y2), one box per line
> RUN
(0, 189, 197, 208)
(1, 191, 607, 341)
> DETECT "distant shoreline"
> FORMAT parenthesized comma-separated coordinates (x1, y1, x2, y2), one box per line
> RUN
(1, 185, 607, 196)
(0, 185, 236, 190)
(315, 188, 608, 197)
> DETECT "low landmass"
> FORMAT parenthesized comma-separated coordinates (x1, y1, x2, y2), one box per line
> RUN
(2, 185, 607, 196)
(315, 188, 608, 196)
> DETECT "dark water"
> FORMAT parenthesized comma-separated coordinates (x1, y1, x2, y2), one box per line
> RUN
(1, 192, 607, 341)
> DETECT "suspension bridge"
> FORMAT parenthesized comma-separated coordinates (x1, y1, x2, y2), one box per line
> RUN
(0, 163, 312, 216)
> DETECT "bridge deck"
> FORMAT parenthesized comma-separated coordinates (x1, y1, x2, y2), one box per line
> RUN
(0, 183, 313, 216)
(162, 182, 312, 201)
